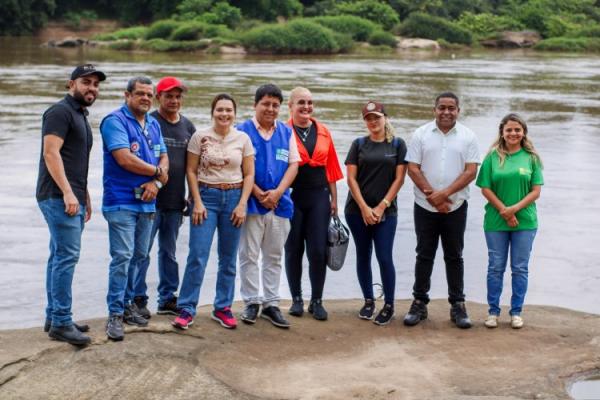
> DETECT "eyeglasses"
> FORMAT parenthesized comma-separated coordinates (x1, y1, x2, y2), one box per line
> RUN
(131, 91, 153, 99)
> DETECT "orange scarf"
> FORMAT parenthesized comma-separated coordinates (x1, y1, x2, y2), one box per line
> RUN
(287, 117, 343, 183)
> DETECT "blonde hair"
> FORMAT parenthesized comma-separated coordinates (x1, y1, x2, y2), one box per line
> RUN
(288, 86, 311, 106)
(383, 118, 395, 143)
(490, 113, 542, 167)
(364, 115, 395, 143)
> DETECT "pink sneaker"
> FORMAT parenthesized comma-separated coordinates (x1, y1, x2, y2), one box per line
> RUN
(211, 307, 237, 329)
(172, 310, 194, 330)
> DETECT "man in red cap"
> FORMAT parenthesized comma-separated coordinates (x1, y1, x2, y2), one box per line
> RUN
(130, 77, 196, 318)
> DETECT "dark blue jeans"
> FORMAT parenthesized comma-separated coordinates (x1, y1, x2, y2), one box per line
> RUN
(412, 202, 467, 305)
(285, 187, 330, 300)
(133, 209, 183, 307)
(38, 198, 86, 327)
(345, 213, 397, 305)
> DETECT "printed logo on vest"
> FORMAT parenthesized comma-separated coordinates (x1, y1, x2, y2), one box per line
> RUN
(154, 144, 161, 158)
(276, 148, 289, 162)
(131, 141, 140, 153)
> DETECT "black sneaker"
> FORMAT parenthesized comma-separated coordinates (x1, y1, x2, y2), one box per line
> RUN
(358, 299, 376, 320)
(288, 296, 304, 317)
(106, 314, 124, 341)
(403, 299, 428, 326)
(450, 302, 472, 329)
(374, 303, 394, 326)
(308, 299, 328, 321)
(48, 324, 91, 346)
(124, 304, 149, 327)
(261, 306, 290, 329)
(133, 296, 151, 319)
(157, 297, 180, 316)
(241, 304, 260, 324)
(44, 319, 89, 333)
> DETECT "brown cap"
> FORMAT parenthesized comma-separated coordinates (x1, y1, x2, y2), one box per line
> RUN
(362, 101, 385, 118)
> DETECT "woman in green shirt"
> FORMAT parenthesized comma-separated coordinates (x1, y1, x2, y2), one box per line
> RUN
(476, 113, 543, 329)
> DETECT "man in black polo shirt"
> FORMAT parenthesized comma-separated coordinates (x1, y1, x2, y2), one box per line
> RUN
(130, 76, 196, 317)
(36, 64, 106, 345)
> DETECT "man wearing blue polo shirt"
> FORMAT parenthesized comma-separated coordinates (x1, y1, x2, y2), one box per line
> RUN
(100, 76, 169, 341)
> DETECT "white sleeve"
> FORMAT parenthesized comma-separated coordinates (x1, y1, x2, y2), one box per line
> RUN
(466, 131, 480, 164)
(404, 128, 422, 164)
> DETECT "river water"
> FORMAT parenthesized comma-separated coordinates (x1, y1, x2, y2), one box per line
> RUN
(0, 37, 598, 329)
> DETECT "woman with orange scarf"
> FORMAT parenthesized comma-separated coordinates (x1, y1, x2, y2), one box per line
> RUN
(284, 87, 343, 321)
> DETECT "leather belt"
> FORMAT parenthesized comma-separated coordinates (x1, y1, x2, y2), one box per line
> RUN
(199, 181, 243, 190)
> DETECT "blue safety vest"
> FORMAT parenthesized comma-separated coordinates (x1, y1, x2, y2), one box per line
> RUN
(100, 105, 162, 208)
(237, 119, 294, 219)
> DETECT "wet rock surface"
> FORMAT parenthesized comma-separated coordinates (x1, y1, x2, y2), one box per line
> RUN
(0, 300, 598, 399)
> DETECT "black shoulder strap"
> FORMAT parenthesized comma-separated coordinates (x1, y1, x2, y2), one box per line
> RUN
(358, 136, 400, 150)
(357, 136, 366, 151)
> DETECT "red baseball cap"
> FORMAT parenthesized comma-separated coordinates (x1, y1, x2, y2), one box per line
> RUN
(156, 76, 187, 95)
(362, 101, 386, 118)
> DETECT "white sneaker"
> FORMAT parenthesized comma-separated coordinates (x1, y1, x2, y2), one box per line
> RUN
(484, 314, 498, 328)
(511, 315, 524, 329)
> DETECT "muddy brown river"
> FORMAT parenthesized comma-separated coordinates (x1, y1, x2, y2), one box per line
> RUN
(0, 37, 598, 329)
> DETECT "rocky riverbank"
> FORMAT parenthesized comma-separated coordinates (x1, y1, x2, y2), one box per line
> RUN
(0, 300, 598, 399)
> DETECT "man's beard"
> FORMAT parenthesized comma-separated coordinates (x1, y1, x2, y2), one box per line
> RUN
(73, 89, 96, 107)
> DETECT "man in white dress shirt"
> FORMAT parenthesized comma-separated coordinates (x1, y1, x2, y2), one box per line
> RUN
(403, 92, 480, 329)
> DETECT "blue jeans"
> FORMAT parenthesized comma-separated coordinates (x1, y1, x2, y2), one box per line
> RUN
(485, 229, 537, 316)
(38, 198, 85, 327)
(104, 210, 154, 315)
(178, 187, 242, 317)
(345, 213, 397, 305)
(132, 210, 183, 306)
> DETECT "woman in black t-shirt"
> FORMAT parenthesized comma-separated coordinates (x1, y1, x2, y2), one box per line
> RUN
(344, 101, 407, 326)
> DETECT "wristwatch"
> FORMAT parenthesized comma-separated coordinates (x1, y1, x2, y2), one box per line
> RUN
(154, 180, 163, 190)
(382, 198, 391, 208)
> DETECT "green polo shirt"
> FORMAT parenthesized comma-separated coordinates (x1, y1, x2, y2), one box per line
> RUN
(476, 149, 544, 231)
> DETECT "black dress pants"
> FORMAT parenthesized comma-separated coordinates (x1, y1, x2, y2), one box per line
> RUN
(284, 187, 330, 300)
(412, 201, 468, 304)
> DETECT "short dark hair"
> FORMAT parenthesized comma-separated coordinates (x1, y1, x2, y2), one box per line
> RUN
(211, 93, 237, 114)
(254, 83, 283, 105)
(127, 76, 153, 93)
(435, 92, 460, 107)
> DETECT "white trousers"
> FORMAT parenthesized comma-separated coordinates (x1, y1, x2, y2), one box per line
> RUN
(239, 212, 290, 308)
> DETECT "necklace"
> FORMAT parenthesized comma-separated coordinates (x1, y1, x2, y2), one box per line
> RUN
(294, 124, 311, 142)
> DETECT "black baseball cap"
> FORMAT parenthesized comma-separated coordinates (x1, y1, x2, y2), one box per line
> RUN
(70, 64, 106, 81)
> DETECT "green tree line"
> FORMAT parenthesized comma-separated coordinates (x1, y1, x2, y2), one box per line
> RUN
(2, 0, 600, 52)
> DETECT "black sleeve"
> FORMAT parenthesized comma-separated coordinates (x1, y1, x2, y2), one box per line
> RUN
(41, 104, 71, 139)
(396, 138, 408, 165)
(187, 119, 196, 135)
(345, 139, 359, 165)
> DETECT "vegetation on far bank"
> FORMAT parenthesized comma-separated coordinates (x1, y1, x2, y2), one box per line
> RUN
(3, 0, 600, 53)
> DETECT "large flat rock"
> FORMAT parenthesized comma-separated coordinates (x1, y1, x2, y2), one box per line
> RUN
(0, 300, 598, 399)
